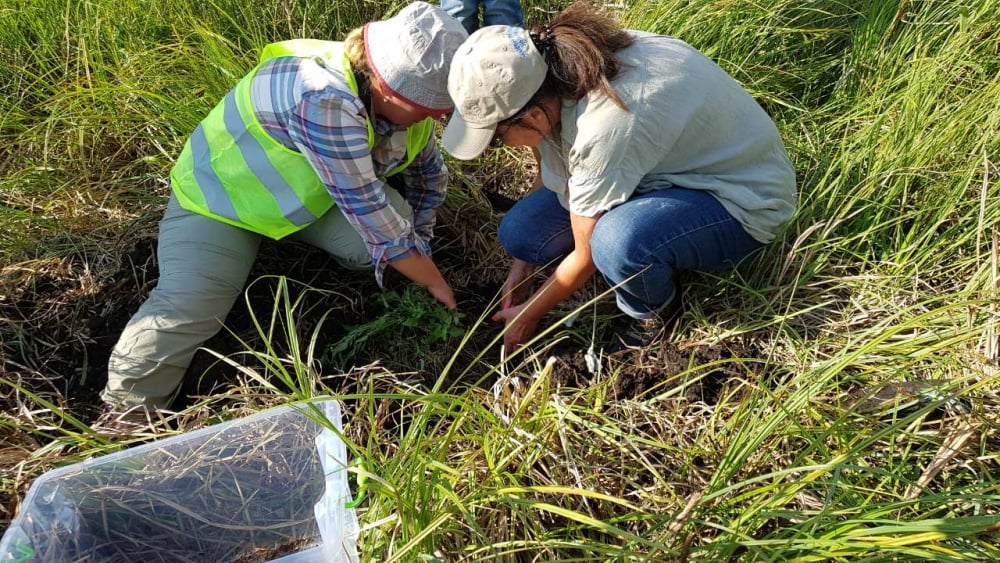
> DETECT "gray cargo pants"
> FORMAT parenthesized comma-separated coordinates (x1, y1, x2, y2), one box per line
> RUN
(101, 190, 412, 409)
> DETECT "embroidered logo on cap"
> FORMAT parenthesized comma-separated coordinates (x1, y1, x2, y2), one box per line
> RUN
(507, 27, 529, 57)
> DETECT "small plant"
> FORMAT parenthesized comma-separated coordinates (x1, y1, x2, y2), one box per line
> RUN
(325, 286, 466, 369)
(381, 286, 466, 344)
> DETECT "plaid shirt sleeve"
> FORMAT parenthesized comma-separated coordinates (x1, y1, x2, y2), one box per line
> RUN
(396, 132, 449, 242)
(287, 87, 426, 285)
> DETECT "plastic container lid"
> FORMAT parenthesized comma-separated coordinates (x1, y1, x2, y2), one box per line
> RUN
(0, 400, 359, 562)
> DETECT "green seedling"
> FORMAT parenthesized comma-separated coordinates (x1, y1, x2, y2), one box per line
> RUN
(325, 286, 466, 369)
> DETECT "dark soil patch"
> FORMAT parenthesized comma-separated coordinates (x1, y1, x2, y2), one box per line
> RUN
(1, 231, 758, 420)
(542, 335, 754, 405)
(0, 233, 509, 417)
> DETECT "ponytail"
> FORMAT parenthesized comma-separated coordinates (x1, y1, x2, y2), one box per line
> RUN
(529, 1, 633, 111)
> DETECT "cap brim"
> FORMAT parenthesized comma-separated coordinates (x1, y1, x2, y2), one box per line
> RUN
(442, 113, 495, 160)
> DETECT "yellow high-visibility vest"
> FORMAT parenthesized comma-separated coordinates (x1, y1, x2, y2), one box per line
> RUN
(170, 39, 434, 239)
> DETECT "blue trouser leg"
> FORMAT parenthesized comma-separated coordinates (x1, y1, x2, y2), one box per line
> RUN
(482, 0, 523, 26)
(498, 187, 764, 320)
(442, 0, 523, 34)
(591, 188, 764, 319)
(497, 188, 574, 265)
(441, 0, 481, 34)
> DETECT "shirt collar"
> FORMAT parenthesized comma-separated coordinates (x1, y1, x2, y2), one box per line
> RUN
(373, 117, 405, 136)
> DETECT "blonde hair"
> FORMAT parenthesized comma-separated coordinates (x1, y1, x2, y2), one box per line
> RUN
(344, 26, 374, 89)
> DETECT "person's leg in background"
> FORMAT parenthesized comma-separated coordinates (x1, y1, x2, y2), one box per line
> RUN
(590, 187, 764, 322)
(483, 0, 523, 27)
(102, 195, 262, 412)
(441, 0, 482, 35)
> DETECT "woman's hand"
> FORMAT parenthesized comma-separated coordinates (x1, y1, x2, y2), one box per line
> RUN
(501, 259, 537, 309)
(425, 282, 457, 310)
(492, 212, 603, 351)
(391, 254, 456, 309)
(491, 303, 540, 351)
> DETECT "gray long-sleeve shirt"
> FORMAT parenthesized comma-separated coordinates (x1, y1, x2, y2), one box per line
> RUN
(537, 32, 797, 242)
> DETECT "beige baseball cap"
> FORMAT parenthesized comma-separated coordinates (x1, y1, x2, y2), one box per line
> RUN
(442, 26, 548, 160)
(365, 1, 468, 113)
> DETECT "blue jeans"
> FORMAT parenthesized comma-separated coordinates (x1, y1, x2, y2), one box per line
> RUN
(497, 188, 765, 320)
(441, 0, 523, 34)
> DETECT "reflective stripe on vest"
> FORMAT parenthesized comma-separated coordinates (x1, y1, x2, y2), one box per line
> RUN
(170, 39, 435, 239)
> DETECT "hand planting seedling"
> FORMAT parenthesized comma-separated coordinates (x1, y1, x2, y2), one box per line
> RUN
(325, 286, 466, 369)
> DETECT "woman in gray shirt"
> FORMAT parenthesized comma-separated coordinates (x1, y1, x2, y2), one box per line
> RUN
(443, 2, 796, 350)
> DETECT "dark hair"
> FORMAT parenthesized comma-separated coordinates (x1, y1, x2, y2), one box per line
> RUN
(534, 1, 633, 108)
(499, 2, 634, 132)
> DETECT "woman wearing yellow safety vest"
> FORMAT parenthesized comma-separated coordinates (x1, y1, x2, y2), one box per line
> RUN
(97, 2, 467, 425)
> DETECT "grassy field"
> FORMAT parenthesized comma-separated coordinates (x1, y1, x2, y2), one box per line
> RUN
(2, 0, 999, 560)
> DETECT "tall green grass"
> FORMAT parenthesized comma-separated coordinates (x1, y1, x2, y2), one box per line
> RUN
(2, 0, 999, 560)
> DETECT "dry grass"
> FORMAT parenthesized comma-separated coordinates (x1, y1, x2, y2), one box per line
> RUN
(2, 0, 1000, 559)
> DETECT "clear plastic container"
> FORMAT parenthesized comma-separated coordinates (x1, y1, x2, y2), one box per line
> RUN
(0, 400, 359, 563)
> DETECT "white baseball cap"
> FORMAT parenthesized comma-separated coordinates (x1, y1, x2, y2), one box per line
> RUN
(442, 26, 548, 160)
(365, 1, 468, 113)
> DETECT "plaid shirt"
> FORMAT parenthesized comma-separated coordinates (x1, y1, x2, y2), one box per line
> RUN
(249, 57, 449, 284)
